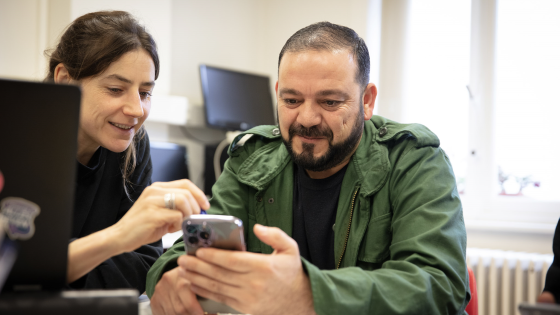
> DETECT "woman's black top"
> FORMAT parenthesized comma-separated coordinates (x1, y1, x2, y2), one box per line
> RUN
(69, 134, 162, 292)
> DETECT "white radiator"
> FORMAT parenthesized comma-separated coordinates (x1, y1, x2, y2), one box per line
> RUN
(466, 248, 554, 315)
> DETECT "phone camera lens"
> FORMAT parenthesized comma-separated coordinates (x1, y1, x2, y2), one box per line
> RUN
(199, 231, 210, 240)
(186, 225, 198, 234)
(188, 236, 199, 244)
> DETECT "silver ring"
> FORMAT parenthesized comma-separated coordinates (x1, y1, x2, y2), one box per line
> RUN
(163, 193, 175, 210)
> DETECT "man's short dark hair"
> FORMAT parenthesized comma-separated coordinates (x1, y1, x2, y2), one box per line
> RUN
(278, 21, 370, 89)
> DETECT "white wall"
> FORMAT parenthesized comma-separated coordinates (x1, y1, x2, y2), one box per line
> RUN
(257, 0, 371, 87)
(70, 0, 173, 95)
(0, 0, 45, 80)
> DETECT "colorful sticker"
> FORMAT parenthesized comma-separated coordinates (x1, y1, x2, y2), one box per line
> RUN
(0, 197, 41, 240)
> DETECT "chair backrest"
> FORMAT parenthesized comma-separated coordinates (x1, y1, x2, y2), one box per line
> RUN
(465, 266, 478, 315)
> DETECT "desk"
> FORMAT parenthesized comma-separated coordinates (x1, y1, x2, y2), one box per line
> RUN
(0, 289, 138, 315)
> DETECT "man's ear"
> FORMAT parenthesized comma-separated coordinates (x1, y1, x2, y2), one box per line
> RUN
(53, 63, 73, 84)
(362, 83, 377, 120)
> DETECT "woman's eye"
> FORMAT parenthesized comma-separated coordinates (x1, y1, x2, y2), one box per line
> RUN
(108, 88, 122, 93)
(140, 91, 152, 99)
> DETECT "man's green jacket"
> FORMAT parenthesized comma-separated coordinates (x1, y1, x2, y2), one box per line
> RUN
(146, 116, 470, 314)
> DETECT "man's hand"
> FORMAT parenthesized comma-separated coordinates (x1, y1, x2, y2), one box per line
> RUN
(178, 224, 316, 315)
(150, 266, 204, 315)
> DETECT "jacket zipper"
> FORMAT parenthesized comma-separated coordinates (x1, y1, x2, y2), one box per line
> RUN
(336, 188, 359, 269)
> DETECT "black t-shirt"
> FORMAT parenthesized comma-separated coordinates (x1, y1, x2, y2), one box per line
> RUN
(292, 163, 348, 270)
(70, 134, 161, 292)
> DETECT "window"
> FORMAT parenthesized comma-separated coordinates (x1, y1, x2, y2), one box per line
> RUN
(376, 0, 560, 229)
(494, 0, 560, 201)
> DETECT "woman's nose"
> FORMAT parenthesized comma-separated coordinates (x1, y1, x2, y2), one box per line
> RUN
(123, 92, 144, 118)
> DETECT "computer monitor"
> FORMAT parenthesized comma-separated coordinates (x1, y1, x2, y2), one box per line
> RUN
(150, 142, 189, 183)
(199, 65, 276, 131)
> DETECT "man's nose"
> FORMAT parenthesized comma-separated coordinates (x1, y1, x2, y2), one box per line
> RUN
(296, 102, 321, 128)
(123, 92, 145, 118)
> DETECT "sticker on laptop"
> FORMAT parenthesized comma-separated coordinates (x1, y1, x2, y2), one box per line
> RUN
(0, 197, 41, 240)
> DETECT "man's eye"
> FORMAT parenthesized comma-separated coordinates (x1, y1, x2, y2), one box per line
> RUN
(325, 100, 340, 106)
(285, 99, 298, 105)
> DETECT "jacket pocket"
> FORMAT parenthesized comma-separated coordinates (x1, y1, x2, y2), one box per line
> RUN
(357, 213, 392, 263)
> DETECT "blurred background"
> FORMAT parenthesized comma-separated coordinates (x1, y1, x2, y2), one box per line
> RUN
(1, 1, 559, 312)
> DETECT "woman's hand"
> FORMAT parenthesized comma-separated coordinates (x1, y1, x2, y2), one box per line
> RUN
(110, 179, 210, 253)
(67, 179, 209, 283)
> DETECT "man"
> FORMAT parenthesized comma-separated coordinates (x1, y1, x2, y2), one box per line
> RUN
(147, 22, 470, 315)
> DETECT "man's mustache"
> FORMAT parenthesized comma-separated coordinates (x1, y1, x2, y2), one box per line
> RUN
(288, 124, 333, 142)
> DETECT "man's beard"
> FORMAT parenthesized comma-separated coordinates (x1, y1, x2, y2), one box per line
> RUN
(281, 108, 364, 172)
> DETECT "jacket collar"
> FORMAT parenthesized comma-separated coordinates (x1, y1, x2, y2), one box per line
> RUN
(232, 125, 290, 191)
(234, 122, 389, 194)
(234, 116, 439, 195)
(237, 140, 291, 191)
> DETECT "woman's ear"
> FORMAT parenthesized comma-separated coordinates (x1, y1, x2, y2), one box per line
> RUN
(53, 63, 73, 84)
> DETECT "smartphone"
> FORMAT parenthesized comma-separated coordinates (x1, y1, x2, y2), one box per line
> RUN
(182, 214, 246, 255)
(182, 215, 247, 314)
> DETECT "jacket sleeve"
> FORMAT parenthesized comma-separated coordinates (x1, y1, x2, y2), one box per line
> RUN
(70, 134, 163, 293)
(303, 144, 469, 315)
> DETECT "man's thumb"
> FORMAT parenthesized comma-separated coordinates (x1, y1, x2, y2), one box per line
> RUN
(253, 224, 298, 254)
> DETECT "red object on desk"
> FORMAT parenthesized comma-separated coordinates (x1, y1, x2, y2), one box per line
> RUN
(465, 267, 478, 315)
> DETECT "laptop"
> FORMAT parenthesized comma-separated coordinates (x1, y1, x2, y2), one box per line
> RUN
(0, 78, 80, 291)
(519, 302, 560, 315)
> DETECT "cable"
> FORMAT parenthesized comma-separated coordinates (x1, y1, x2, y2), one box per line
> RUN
(214, 138, 230, 181)
(213, 131, 242, 181)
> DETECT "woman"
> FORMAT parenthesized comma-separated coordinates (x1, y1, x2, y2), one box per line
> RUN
(46, 11, 208, 292)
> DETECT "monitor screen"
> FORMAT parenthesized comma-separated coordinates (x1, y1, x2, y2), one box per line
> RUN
(200, 65, 276, 131)
(150, 142, 189, 183)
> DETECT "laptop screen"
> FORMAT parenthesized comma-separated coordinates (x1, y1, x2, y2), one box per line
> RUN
(0, 79, 80, 291)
